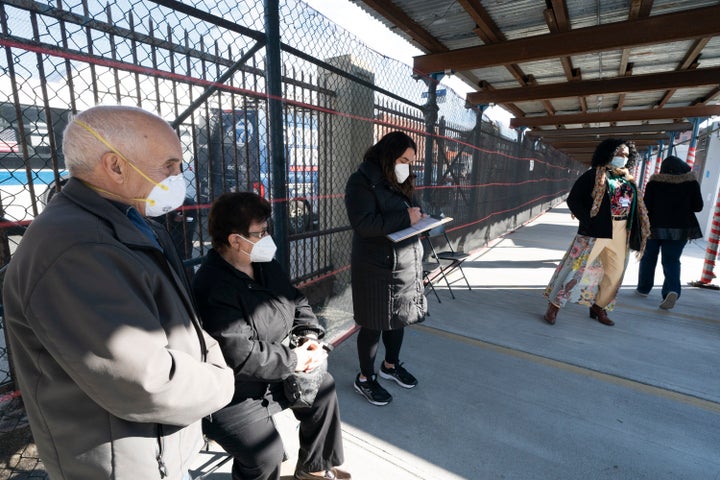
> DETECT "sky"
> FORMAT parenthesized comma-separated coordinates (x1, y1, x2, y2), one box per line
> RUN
(302, 0, 512, 127)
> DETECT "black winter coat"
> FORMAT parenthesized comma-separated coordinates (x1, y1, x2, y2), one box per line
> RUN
(567, 168, 643, 245)
(644, 171, 703, 240)
(345, 159, 427, 330)
(192, 249, 319, 426)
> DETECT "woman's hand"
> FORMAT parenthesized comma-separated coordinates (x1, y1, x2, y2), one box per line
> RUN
(292, 340, 328, 372)
(408, 207, 424, 225)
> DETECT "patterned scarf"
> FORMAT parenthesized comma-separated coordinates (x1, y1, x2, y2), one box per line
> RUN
(589, 166, 651, 257)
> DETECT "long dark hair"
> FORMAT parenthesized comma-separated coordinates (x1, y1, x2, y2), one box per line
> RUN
(625, 141, 638, 171)
(363, 131, 417, 198)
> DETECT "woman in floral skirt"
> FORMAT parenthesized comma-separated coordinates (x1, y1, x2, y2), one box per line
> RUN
(543, 139, 650, 326)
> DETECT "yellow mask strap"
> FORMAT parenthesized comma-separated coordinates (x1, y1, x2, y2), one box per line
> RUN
(73, 119, 168, 192)
(81, 181, 151, 206)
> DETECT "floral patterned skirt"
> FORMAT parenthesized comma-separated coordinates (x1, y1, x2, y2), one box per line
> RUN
(544, 233, 629, 310)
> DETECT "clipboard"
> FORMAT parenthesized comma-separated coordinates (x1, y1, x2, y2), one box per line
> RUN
(386, 216, 453, 243)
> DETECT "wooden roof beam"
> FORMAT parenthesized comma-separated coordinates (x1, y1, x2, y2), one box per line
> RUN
(459, 0, 503, 43)
(545, 0, 585, 113)
(629, 0, 654, 19)
(657, 37, 711, 108)
(693, 86, 720, 106)
(458, 0, 543, 114)
(616, 1, 652, 111)
(542, 133, 670, 144)
(525, 122, 691, 137)
(545, 0, 578, 79)
(473, 80, 525, 117)
(550, 139, 661, 148)
(468, 66, 720, 104)
(558, 147, 599, 154)
(414, 5, 720, 74)
(360, 0, 448, 53)
(510, 105, 720, 128)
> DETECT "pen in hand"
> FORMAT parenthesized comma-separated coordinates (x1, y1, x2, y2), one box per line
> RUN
(407, 205, 426, 225)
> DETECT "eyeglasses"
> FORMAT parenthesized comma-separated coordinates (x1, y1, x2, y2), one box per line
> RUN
(245, 228, 269, 239)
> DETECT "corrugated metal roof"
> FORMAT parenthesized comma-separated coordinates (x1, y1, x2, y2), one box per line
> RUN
(351, 0, 720, 161)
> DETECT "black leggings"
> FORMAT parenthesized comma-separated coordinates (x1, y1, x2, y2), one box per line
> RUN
(356, 327, 404, 378)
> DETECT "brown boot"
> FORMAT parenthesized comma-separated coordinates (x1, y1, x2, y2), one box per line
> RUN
(544, 302, 559, 325)
(589, 304, 614, 326)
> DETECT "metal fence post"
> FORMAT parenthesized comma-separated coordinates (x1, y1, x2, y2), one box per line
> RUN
(421, 72, 443, 209)
(264, 0, 289, 271)
(469, 105, 486, 215)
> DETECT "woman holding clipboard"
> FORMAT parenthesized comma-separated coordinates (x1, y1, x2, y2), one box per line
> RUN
(345, 131, 428, 406)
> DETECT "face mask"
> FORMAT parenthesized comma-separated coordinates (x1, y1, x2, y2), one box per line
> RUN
(73, 119, 186, 216)
(143, 173, 186, 217)
(609, 156, 628, 168)
(394, 163, 410, 184)
(239, 234, 277, 263)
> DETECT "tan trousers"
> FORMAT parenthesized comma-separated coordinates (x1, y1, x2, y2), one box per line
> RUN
(586, 220, 627, 308)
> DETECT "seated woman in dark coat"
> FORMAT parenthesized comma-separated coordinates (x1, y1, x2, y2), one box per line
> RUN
(193, 192, 350, 480)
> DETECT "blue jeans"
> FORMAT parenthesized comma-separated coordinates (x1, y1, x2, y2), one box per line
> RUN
(637, 238, 687, 299)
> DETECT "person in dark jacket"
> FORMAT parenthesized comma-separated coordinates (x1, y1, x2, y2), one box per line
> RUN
(192, 192, 350, 480)
(345, 131, 427, 406)
(544, 139, 650, 326)
(3, 105, 235, 480)
(636, 155, 703, 309)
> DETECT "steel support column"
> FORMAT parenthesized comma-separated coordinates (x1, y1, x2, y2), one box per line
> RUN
(264, 0, 289, 271)
(469, 105, 487, 213)
(685, 117, 703, 169)
(421, 72, 444, 208)
(654, 141, 665, 174)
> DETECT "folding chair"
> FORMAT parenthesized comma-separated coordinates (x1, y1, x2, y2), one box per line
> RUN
(422, 224, 471, 299)
(422, 260, 443, 304)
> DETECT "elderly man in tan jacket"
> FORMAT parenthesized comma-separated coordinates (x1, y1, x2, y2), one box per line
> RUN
(3, 105, 235, 479)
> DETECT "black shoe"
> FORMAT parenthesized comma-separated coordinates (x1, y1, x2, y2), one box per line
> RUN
(354, 374, 392, 406)
(379, 362, 418, 389)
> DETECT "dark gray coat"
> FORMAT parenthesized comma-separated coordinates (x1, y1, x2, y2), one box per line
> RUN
(345, 159, 427, 330)
(3, 178, 234, 480)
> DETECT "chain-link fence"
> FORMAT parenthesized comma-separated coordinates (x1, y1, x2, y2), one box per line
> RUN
(0, 0, 583, 476)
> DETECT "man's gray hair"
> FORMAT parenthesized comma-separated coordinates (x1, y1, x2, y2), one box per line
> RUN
(62, 105, 153, 176)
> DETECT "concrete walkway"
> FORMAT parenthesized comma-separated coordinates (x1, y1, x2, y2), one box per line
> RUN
(191, 204, 720, 480)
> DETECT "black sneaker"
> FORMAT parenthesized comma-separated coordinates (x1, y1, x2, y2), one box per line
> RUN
(354, 374, 392, 406)
(379, 362, 418, 389)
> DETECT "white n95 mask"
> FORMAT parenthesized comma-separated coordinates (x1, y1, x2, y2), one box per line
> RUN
(143, 173, 186, 217)
(394, 163, 410, 183)
(242, 235, 277, 263)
